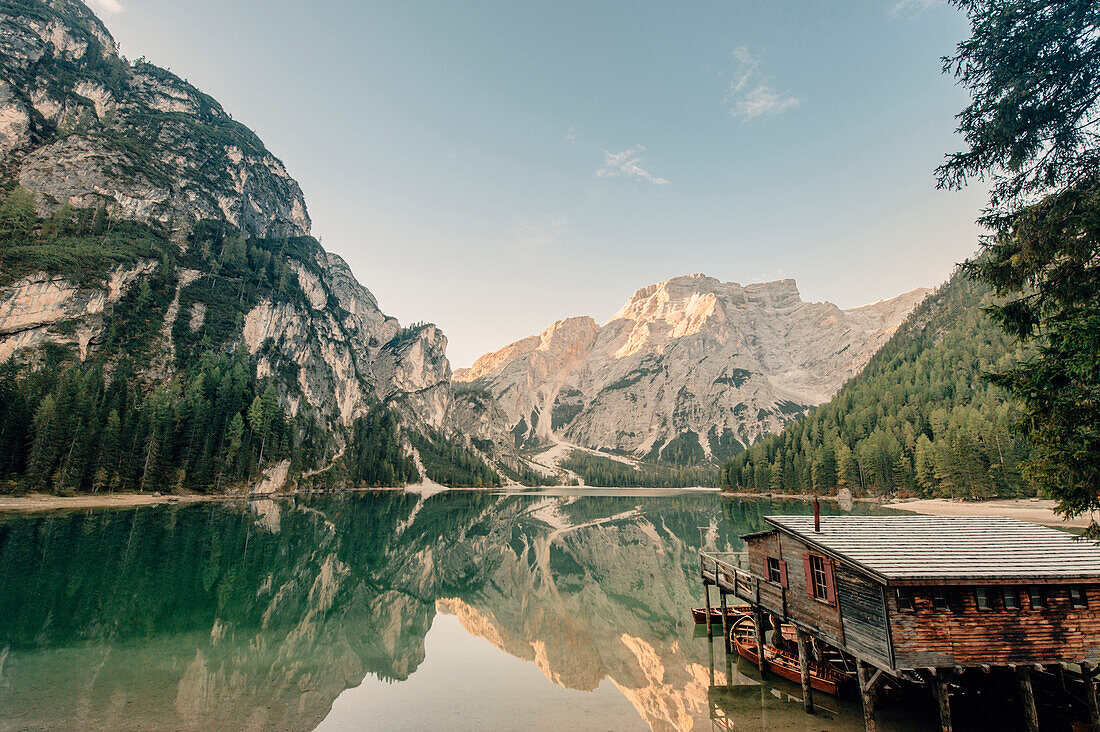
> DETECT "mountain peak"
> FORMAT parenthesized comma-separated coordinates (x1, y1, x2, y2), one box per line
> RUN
(0, 1, 310, 237)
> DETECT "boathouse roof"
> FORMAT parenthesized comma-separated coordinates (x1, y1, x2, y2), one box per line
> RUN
(762, 515, 1100, 583)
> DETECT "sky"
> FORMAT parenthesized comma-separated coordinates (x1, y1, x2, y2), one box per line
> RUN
(88, 0, 988, 367)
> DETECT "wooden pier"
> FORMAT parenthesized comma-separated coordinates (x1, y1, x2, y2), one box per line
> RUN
(699, 514, 1100, 731)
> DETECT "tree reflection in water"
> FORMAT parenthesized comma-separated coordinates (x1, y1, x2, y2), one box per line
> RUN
(0, 491, 929, 730)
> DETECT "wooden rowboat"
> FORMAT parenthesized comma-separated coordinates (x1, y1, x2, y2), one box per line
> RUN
(730, 615, 852, 696)
(691, 606, 750, 625)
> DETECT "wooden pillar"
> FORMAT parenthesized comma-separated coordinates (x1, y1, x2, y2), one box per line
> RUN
(704, 581, 713, 639)
(1017, 667, 1040, 732)
(1081, 662, 1100, 732)
(720, 590, 732, 653)
(934, 669, 953, 732)
(796, 628, 814, 714)
(753, 608, 768, 678)
(707, 629, 715, 688)
(857, 661, 877, 732)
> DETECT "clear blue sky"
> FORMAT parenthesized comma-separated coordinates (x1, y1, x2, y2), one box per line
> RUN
(90, 0, 986, 367)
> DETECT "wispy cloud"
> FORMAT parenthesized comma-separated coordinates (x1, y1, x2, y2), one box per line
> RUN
(565, 125, 576, 144)
(595, 146, 669, 185)
(511, 216, 568, 258)
(891, 0, 941, 18)
(87, 0, 124, 15)
(726, 46, 799, 122)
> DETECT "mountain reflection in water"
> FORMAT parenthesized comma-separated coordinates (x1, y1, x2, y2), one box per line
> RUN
(0, 491, 930, 731)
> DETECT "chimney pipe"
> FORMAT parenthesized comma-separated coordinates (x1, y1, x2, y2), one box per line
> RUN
(813, 496, 820, 533)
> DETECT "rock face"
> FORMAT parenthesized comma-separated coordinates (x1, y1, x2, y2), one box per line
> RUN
(0, 0, 464, 476)
(457, 274, 930, 462)
(0, 0, 309, 237)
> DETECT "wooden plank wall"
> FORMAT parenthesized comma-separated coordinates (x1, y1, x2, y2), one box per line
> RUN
(836, 565, 892, 668)
(890, 585, 1100, 668)
(747, 533, 845, 647)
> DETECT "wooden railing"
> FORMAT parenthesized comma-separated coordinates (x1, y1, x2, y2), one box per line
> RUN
(699, 550, 786, 618)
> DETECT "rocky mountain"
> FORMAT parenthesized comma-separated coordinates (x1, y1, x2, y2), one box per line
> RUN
(0, 0, 513, 492)
(723, 268, 1034, 498)
(456, 274, 929, 466)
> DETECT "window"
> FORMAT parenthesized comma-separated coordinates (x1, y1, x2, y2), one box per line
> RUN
(975, 587, 993, 611)
(767, 557, 782, 583)
(1029, 587, 1046, 610)
(932, 590, 949, 611)
(895, 588, 914, 612)
(1071, 586, 1088, 609)
(1002, 587, 1019, 610)
(803, 553, 833, 604)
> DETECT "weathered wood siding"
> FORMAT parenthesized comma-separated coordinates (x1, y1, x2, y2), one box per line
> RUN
(746, 533, 844, 648)
(890, 585, 1100, 669)
(835, 565, 891, 668)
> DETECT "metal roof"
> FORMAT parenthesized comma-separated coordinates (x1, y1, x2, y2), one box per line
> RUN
(764, 515, 1100, 583)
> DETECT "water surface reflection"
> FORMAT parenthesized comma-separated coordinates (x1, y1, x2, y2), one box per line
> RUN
(0, 491, 931, 730)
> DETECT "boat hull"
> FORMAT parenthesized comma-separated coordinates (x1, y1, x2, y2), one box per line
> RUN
(691, 606, 749, 625)
(730, 617, 850, 696)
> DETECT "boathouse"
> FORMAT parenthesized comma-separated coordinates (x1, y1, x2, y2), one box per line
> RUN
(699, 514, 1100, 731)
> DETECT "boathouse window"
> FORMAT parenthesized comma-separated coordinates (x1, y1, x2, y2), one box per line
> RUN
(895, 588, 914, 612)
(809, 555, 828, 600)
(932, 590, 949, 611)
(975, 587, 993, 611)
(1071, 586, 1088, 608)
(1029, 587, 1046, 610)
(1002, 587, 1019, 610)
(767, 557, 782, 583)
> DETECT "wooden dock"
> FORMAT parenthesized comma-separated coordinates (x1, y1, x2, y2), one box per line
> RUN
(699, 514, 1100, 731)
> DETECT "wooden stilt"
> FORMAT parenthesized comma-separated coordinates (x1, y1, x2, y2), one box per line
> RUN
(720, 590, 732, 654)
(1081, 662, 1100, 732)
(797, 628, 814, 714)
(753, 608, 768, 678)
(707, 630, 715, 688)
(934, 669, 953, 732)
(857, 661, 877, 732)
(1017, 667, 1039, 732)
(704, 581, 713, 639)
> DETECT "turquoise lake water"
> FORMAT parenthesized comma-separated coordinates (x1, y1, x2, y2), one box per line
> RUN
(0, 490, 938, 730)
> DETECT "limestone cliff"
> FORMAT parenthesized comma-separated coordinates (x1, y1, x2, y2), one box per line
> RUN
(0, 0, 490, 488)
(457, 274, 929, 464)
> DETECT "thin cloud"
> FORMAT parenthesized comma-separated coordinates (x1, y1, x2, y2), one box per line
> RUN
(566, 125, 576, 144)
(595, 146, 669, 186)
(891, 0, 941, 18)
(87, 0, 124, 15)
(726, 46, 799, 122)
(512, 217, 568, 259)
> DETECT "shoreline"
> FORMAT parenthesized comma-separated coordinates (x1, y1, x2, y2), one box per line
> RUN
(0, 491, 224, 513)
(1, 490, 1092, 530)
(885, 497, 1096, 529)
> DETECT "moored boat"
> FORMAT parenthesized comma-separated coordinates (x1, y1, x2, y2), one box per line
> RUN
(691, 605, 749, 625)
(730, 615, 852, 696)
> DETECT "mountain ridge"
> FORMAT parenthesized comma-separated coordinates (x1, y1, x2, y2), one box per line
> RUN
(0, 0, 526, 492)
(456, 273, 930, 470)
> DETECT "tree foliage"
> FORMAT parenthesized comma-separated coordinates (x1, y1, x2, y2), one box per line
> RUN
(941, 0, 1100, 521)
(721, 271, 1033, 498)
(0, 202, 420, 494)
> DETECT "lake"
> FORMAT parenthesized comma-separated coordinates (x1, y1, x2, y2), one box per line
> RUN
(0, 490, 937, 730)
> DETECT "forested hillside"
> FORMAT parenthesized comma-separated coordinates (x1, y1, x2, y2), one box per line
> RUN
(0, 0, 518, 493)
(722, 270, 1035, 498)
(0, 198, 417, 492)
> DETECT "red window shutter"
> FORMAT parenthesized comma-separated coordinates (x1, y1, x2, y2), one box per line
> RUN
(823, 557, 837, 605)
(803, 555, 814, 597)
(763, 556, 770, 579)
(779, 560, 788, 588)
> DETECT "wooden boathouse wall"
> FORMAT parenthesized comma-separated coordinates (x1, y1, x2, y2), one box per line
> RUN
(708, 514, 1100, 731)
(745, 530, 893, 667)
(888, 584, 1100, 668)
(835, 565, 892, 669)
